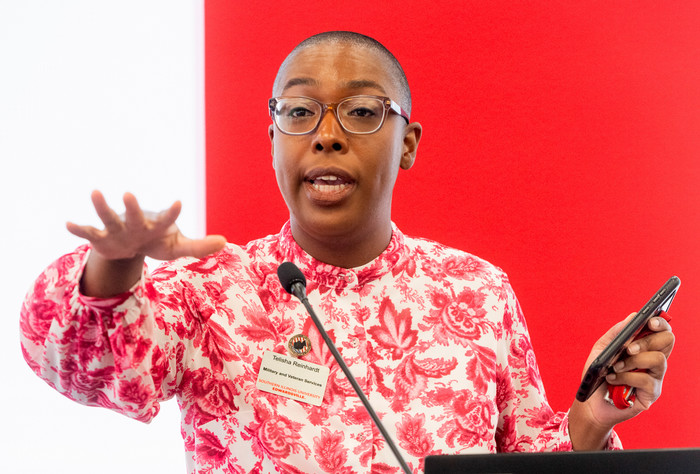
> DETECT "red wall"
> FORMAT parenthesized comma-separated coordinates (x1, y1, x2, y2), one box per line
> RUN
(205, 1, 700, 448)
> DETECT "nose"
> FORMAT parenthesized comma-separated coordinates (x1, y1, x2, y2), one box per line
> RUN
(311, 109, 348, 153)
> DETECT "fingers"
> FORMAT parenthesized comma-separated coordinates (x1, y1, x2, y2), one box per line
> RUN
(66, 221, 103, 241)
(78, 191, 182, 233)
(68, 191, 222, 261)
(627, 317, 675, 358)
(610, 350, 668, 380)
(606, 330, 670, 409)
(606, 370, 663, 410)
(607, 359, 665, 398)
(582, 312, 676, 423)
(91, 190, 124, 233)
(605, 350, 668, 411)
(155, 200, 182, 230)
(606, 316, 674, 385)
(173, 235, 227, 259)
(122, 192, 146, 228)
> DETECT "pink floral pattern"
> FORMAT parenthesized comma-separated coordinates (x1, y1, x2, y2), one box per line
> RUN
(20, 222, 620, 473)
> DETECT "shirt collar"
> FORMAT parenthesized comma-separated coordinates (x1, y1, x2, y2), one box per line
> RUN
(276, 221, 407, 290)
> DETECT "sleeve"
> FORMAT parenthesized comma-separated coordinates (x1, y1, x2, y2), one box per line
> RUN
(493, 279, 623, 452)
(19, 245, 190, 423)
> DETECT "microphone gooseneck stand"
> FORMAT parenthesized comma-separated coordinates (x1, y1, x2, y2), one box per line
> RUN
(277, 262, 412, 474)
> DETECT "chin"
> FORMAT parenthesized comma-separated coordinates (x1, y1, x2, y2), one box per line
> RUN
(302, 211, 361, 237)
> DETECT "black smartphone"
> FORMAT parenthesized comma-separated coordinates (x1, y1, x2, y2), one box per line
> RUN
(575, 276, 680, 403)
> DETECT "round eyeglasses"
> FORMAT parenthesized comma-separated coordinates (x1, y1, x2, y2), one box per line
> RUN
(269, 95, 410, 135)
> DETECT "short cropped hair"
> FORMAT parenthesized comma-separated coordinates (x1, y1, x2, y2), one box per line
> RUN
(273, 31, 412, 116)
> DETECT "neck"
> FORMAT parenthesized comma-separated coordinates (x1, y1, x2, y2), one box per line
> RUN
(290, 220, 393, 268)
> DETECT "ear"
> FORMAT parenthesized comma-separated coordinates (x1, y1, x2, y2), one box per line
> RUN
(400, 122, 422, 170)
(269, 124, 276, 168)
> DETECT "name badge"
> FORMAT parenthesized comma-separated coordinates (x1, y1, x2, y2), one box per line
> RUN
(256, 351, 330, 406)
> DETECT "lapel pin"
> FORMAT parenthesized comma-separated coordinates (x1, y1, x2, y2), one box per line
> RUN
(288, 333, 312, 358)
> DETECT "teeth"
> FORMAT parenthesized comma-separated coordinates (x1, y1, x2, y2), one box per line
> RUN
(311, 183, 348, 192)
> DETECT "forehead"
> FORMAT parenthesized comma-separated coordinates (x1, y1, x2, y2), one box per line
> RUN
(274, 43, 399, 100)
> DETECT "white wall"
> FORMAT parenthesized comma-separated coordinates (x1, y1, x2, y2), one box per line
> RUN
(0, 2, 204, 472)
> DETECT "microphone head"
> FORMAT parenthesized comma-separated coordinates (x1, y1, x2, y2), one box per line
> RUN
(277, 262, 307, 295)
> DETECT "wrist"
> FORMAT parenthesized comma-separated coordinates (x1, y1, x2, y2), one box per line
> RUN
(569, 400, 614, 451)
(80, 250, 145, 297)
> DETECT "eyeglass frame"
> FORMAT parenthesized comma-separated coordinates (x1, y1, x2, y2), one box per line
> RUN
(268, 95, 410, 136)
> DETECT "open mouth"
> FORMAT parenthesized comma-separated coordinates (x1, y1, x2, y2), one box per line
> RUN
(304, 169, 356, 203)
(307, 174, 352, 192)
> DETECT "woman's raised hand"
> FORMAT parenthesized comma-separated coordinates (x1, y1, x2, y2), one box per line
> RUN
(67, 190, 226, 261)
(66, 190, 226, 297)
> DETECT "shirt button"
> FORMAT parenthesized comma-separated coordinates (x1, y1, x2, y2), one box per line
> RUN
(351, 338, 360, 348)
(357, 433, 365, 441)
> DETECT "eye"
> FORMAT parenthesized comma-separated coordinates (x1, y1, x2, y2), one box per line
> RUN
(286, 107, 315, 118)
(341, 97, 384, 120)
(347, 107, 377, 118)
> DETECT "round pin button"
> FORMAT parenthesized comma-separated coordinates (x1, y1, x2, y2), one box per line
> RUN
(287, 334, 312, 357)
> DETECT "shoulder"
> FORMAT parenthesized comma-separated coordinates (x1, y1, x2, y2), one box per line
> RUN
(402, 233, 509, 284)
(397, 233, 522, 346)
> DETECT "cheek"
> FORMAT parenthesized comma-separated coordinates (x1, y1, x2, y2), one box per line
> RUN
(272, 149, 304, 205)
(274, 159, 293, 196)
(372, 147, 403, 189)
(271, 139, 293, 178)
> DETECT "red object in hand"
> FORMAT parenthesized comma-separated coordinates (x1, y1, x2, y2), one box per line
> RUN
(607, 311, 671, 409)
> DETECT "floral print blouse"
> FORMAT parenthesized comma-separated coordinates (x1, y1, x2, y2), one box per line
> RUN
(20, 222, 619, 473)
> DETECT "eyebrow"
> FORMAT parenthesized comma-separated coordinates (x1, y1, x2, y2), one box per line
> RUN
(344, 80, 387, 94)
(281, 77, 387, 95)
(282, 77, 320, 93)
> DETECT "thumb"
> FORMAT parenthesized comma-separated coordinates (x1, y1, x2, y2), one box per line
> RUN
(178, 234, 228, 259)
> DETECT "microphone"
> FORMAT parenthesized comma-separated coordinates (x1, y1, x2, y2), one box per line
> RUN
(277, 261, 307, 300)
(277, 262, 412, 474)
